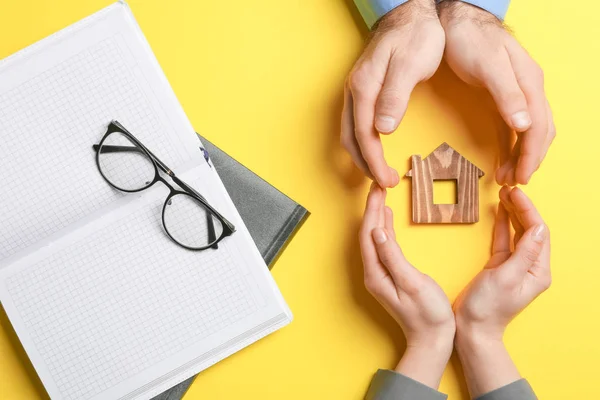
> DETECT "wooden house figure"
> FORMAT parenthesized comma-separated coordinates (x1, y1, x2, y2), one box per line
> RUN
(406, 143, 484, 224)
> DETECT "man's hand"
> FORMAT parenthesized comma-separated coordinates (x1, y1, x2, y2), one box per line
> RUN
(360, 184, 455, 388)
(453, 186, 551, 397)
(342, 0, 445, 188)
(440, 1, 556, 185)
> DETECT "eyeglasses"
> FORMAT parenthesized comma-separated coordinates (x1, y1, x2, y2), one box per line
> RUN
(93, 120, 235, 250)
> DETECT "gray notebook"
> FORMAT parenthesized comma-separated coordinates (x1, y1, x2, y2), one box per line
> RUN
(151, 135, 309, 400)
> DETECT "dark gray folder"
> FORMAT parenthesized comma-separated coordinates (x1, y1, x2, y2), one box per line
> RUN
(152, 136, 308, 400)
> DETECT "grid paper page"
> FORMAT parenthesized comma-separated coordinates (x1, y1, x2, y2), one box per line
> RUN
(0, 3, 291, 400)
(0, 31, 198, 261)
(4, 182, 260, 400)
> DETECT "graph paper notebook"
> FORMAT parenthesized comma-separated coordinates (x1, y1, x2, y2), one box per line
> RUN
(0, 2, 292, 400)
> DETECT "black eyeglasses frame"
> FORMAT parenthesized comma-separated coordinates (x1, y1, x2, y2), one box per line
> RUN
(93, 120, 235, 250)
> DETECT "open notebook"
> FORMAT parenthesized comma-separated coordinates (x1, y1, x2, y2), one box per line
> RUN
(0, 2, 291, 400)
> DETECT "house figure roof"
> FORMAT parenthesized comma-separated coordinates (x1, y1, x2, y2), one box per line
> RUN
(405, 142, 484, 178)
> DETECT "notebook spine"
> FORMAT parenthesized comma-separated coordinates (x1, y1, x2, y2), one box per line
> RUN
(264, 205, 309, 267)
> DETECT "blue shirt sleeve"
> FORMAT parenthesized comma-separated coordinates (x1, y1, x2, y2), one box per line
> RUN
(353, 0, 409, 29)
(354, 0, 510, 29)
(456, 0, 510, 21)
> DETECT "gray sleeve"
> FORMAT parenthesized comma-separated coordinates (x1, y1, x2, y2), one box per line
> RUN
(475, 379, 537, 400)
(365, 369, 448, 400)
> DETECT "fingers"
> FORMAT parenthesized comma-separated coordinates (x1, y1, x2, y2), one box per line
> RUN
(493, 39, 555, 186)
(360, 185, 402, 301)
(499, 185, 524, 245)
(508, 187, 545, 230)
(509, 188, 552, 290)
(374, 54, 419, 135)
(349, 68, 399, 188)
(506, 41, 550, 184)
(481, 51, 531, 133)
(492, 202, 511, 255)
(509, 187, 551, 266)
(495, 120, 513, 185)
(496, 137, 521, 187)
(539, 99, 557, 163)
(503, 223, 548, 277)
(384, 206, 396, 241)
(360, 184, 388, 282)
(341, 83, 373, 179)
(371, 225, 422, 292)
(361, 189, 421, 293)
(498, 186, 550, 279)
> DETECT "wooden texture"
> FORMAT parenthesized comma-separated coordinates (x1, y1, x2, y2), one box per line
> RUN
(406, 143, 484, 224)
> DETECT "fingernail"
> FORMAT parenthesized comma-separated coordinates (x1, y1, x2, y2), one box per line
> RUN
(511, 111, 531, 131)
(532, 224, 546, 243)
(372, 228, 388, 244)
(375, 115, 397, 133)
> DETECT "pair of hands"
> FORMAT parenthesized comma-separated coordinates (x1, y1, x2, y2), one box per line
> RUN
(360, 184, 551, 395)
(341, 0, 555, 188)
(348, 0, 553, 394)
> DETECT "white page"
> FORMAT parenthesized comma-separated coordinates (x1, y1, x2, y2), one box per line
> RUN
(0, 1, 202, 262)
(0, 168, 290, 400)
(0, 3, 291, 400)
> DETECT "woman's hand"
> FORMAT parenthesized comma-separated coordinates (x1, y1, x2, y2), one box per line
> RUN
(453, 186, 551, 397)
(342, 0, 445, 188)
(439, 1, 555, 185)
(360, 184, 455, 389)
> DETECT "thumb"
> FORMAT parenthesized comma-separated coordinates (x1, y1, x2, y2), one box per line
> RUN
(374, 57, 419, 134)
(503, 224, 547, 276)
(482, 59, 532, 132)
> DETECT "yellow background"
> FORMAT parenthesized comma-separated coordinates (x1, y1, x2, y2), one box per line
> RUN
(0, 0, 597, 398)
